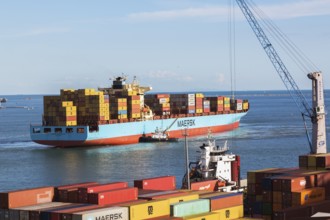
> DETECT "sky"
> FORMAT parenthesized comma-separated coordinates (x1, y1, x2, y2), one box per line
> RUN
(0, 0, 329, 95)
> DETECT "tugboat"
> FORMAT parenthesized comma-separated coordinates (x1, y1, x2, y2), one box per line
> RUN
(139, 118, 179, 143)
(139, 127, 179, 143)
(182, 133, 241, 192)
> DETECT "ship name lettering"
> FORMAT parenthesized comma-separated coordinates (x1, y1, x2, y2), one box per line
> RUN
(95, 213, 123, 220)
(177, 119, 195, 127)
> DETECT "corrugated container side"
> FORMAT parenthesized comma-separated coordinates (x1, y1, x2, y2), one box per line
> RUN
(88, 187, 138, 205)
(52, 204, 100, 220)
(213, 205, 244, 220)
(190, 180, 218, 191)
(165, 194, 199, 205)
(272, 205, 311, 220)
(39, 203, 91, 220)
(123, 199, 170, 220)
(54, 182, 98, 201)
(291, 187, 325, 206)
(170, 199, 210, 217)
(12, 202, 70, 220)
(183, 212, 220, 220)
(138, 191, 184, 200)
(78, 182, 128, 203)
(202, 193, 243, 211)
(134, 176, 176, 190)
(280, 175, 315, 192)
(309, 200, 330, 215)
(72, 206, 129, 220)
(0, 186, 54, 209)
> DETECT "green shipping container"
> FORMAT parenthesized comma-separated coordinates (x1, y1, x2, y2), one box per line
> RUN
(170, 199, 210, 217)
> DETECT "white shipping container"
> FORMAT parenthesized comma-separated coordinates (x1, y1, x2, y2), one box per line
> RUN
(188, 101, 195, 106)
(159, 98, 168, 104)
(236, 103, 243, 110)
(72, 206, 129, 220)
(188, 94, 195, 98)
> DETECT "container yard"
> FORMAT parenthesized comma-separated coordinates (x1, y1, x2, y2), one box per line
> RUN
(2, 155, 330, 220)
(0, 176, 246, 220)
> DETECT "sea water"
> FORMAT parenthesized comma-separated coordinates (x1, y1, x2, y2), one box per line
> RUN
(0, 91, 329, 191)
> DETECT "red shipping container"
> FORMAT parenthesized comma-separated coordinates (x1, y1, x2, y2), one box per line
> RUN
(134, 176, 176, 190)
(231, 161, 239, 183)
(0, 186, 54, 209)
(88, 187, 138, 205)
(78, 182, 128, 203)
(190, 180, 218, 191)
(281, 175, 315, 192)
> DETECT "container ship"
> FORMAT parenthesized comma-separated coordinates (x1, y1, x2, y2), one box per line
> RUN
(30, 76, 249, 147)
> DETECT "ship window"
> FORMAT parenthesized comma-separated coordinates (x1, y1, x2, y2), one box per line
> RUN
(55, 128, 62, 133)
(77, 128, 85, 133)
(66, 128, 74, 133)
(33, 128, 41, 133)
(44, 128, 51, 133)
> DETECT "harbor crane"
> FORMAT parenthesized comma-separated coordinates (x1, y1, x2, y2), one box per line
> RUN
(235, 0, 327, 154)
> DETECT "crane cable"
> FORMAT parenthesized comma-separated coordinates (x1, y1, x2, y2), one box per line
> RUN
(228, 0, 238, 149)
(228, 0, 236, 100)
(247, 0, 319, 74)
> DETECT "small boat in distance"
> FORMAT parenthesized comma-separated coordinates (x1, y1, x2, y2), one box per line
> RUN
(139, 127, 179, 143)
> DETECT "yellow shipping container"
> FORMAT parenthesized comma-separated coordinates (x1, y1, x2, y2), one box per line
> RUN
(62, 101, 73, 107)
(162, 103, 170, 108)
(123, 199, 170, 220)
(196, 109, 203, 114)
(292, 187, 325, 206)
(130, 100, 140, 105)
(213, 205, 244, 219)
(131, 113, 141, 119)
(243, 103, 249, 110)
(195, 93, 204, 98)
(217, 100, 224, 104)
(118, 115, 127, 119)
(184, 212, 220, 220)
(60, 106, 77, 112)
(165, 194, 199, 205)
(118, 106, 127, 111)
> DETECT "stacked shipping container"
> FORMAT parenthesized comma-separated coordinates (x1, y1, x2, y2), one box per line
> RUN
(76, 89, 110, 125)
(145, 94, 171, 116)
(110, 97, 127, 119)
(170, 94, 196, 114)
(0, 175, 246, 220)
(246, 153, 330, 219)
(42, 87, 249, 127)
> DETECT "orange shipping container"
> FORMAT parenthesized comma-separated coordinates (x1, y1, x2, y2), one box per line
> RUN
(0, 186, 54, 209)
(292, 187, 325, 206)
(200, 192, 243, 210)
(281, 175, 315, 192)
